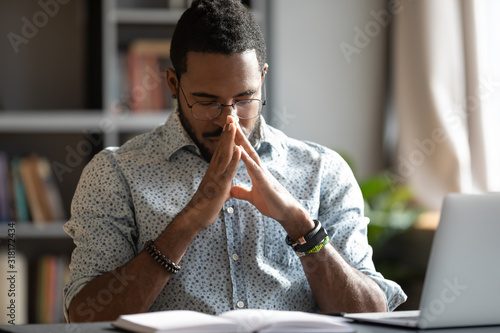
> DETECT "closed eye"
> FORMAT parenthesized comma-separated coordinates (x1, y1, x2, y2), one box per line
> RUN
(236, 99, 254, 105)
(196, 101, 219, 107)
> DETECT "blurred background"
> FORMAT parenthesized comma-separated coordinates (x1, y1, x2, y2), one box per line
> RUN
(0, 0, 499, 324)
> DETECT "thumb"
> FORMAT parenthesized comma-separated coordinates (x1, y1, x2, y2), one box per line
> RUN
(230, 185, 252, 203)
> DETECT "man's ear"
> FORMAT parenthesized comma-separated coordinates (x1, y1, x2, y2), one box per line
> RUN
(166, 67, 179, 99)
(261, 63, 269, 81)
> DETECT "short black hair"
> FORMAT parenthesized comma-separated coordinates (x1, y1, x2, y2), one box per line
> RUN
(170, 0, 266, 77)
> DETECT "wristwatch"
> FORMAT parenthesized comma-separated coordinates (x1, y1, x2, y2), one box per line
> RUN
(285, 219, 327, 253)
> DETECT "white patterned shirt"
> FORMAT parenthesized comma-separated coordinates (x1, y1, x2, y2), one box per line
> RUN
(63, 112, 407, 320)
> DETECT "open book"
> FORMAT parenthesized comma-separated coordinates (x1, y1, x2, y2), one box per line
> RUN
(114, 309, 353, 333)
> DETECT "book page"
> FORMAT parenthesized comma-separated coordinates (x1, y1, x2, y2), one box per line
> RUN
(220, 309, 353, 333)
(114, 310, 237, 333)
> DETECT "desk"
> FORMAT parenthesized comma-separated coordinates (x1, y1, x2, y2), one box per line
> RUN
(1, 322, 500, 333)
(0, 322, 119, 333)
(351, 323, 500, 333)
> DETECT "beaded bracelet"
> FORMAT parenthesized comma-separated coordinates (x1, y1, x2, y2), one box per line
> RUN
(144, 240, 181, 274)
(296, 236, 329, 257)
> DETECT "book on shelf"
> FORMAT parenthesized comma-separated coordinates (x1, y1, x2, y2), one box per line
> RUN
(0, 152, 66, 224)
(114, 309, 354, 333)
(37, 156, 65, 222)
(126, 39, 173, 114)
(168, 0, 193, 9)
(0, 152, 11, 223)
(11, 156, 30, 222)
(36, 255, 48, 322)
(20, 154, 54, 223)
(36, 254, 69, 323)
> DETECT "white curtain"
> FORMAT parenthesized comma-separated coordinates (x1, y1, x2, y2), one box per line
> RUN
(391, 0, 500, 210)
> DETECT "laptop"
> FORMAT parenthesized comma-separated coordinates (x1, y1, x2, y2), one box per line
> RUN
(345, 193, 500, 329)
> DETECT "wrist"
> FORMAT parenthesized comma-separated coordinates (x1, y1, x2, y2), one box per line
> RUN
(286, 219, 329, 257)
(281, 206, 315, 241)
(155, 213, 201, 264)
(176, 208, 207, 235)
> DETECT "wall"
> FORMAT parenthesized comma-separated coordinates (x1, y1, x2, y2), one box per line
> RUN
(0, 1, 86, 110)
(267, 0, 391, 179)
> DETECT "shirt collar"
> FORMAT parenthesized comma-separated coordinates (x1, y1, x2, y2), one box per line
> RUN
(162, 111, 284, 160)
(252, 116, 284, 157)
(163, 111, 199, 160)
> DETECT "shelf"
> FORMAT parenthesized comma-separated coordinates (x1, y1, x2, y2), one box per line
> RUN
(0, 111, 171, 133)
(113, 8, 184, 24)
(0, 0, 268, 324)
(112, 111, 171, 131)
(0, 222, 69, 239)
(112, 8, 263, 27)
(0, 111, 102, 133)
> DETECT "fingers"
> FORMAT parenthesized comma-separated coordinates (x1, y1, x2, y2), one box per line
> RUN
(240, 145, 257, 168)
(204, 116, 241, 195)
(222, 145, 241, 186)
(233, 119, 262, 167)
(230, 184, 251, 202)
(210, 120, 237, 171)
(240, 146, 265, 181)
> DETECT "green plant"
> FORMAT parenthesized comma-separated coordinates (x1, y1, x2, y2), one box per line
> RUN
(359, 173, 422, 251)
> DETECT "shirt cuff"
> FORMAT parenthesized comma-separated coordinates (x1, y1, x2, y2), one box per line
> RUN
(63, 276, 95, 322)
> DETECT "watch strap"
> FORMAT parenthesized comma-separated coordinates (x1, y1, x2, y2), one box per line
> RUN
(285, 219, 321, 247)
(295, 235, 330, 257)
(292, 225, 328, 253)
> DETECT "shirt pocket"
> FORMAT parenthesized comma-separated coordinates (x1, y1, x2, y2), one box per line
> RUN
(263, 199, 318, 266)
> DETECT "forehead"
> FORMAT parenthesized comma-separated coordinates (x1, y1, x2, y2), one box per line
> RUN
(181, 50, 261, 89)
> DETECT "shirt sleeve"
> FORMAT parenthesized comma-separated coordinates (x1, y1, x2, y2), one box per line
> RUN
(317, 148, 408, 311)
(62, 149, 138, 321)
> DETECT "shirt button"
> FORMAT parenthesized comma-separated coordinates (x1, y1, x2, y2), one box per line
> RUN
(236, 301, 245, 308)
(232, 253, 239, 261)
(226, 207, 234, 214)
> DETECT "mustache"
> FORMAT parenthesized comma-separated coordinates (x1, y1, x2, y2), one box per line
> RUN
(202, 128, 223, 138)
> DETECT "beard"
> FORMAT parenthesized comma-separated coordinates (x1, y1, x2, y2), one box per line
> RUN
(177, 102, 261, 163)
(177, 102, 215, 162)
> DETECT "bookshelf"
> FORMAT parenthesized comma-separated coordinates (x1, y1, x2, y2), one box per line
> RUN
(0, 0, 267, 324)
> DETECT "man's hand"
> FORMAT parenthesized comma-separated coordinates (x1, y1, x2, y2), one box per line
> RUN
(179, 116, 241, 231)
(230, 123, 314, 237)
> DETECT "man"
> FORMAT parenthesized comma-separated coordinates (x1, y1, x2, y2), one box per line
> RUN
(64, 0, 406, 322)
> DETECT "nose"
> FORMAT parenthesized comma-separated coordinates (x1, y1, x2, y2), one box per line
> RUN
(220, 103, 239, 115)
(213, 104, 238, 127)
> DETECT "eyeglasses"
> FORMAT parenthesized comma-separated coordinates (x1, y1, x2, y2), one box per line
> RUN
(179, 80, 266, 121)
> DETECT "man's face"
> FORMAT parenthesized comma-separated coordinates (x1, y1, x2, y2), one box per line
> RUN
(171, 50, 266, 161)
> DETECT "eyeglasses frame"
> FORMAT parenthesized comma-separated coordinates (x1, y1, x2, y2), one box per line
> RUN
(177, 71, 267, 121)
